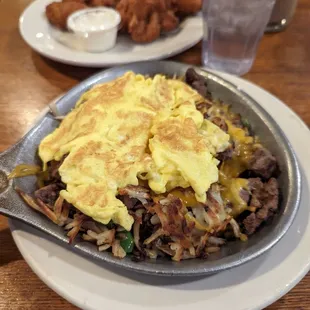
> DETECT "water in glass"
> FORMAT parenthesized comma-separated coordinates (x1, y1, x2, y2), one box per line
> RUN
(202, 0, 276, 75)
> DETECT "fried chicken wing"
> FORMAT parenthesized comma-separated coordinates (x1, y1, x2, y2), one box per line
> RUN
(88, 0, 120, 7)
(117, 0, 178, 42)
(152, 0, 179, 32)
(174, 0, 202, 15)
(160, 10, 179, 32)
(128, 11, 161, 43)
(132, 0, 156, 20)
(62, 0, 86, 3)
(46, 2, 87, 30)
(116, 0, 134, 31)
(45, 0, 196, 43)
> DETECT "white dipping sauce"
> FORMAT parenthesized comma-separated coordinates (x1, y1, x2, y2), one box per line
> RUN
(66, 8, 120, 52)
(71, 9, 119, 32)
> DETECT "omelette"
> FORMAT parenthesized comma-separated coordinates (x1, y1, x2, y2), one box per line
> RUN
(38, 72, 230, 231)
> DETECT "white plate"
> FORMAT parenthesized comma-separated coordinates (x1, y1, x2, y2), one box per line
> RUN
(9, 72, 310, 310)
(19, 0, 203, 67)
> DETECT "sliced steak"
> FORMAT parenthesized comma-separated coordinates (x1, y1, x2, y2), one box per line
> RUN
(185, 68, 212, 100)
(47, 155, 67, 181)
(256, 178, 279, 217)
(243, 213, 261, 235)
(47, 160, 62, 180)
(192, 81, 208, 98)
(248, 177, 263, 189)
(118, 195, 139, 210)
(239, 188, 250, 205)
(248, 147, 277, 179)
(243, 178, 279, 235)
(210, 116, 228, 132)
(216, 143, 234, 162)
(34, 183, 62, 205)
(185, 68, 201, 84)
(196, 102, 212, 118)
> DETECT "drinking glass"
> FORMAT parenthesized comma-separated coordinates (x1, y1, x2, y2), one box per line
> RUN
(202, 0, 276, 76)
(266, 0, 298, 32)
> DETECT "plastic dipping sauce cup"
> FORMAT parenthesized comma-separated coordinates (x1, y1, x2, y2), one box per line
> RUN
(67, 7, 121, 53)
(202, 0, 276, 76)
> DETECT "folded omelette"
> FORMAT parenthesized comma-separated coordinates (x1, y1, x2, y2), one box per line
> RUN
(39, 72, 229, 230)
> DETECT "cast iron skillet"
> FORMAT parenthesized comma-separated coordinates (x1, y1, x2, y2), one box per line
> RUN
(0, 61, 301, 276)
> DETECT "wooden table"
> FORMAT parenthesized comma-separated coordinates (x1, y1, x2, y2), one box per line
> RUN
(0, 0, 310, 309)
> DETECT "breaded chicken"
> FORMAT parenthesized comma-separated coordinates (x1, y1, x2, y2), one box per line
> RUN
(175, 0, 202, 15)
(62, 0, 86, 3)
(128, 11, 161, 43)
(45, 0, 200, 42)
(160, 10, 179, 32)
(88, 0, 120, 6)
(45, 1, 87, 30)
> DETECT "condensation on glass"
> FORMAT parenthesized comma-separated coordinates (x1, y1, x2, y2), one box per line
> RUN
(266, 0, 298, 32)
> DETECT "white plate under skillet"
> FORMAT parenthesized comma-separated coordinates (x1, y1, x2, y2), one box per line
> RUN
(19, 0, 203, 67)
(9, 71, 310, 310)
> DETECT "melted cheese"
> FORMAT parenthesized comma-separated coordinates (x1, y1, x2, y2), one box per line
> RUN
(219, 119, 254, 217)
(169, 189, 201, 207)
(39, 72, 228, 230)
(220, 175, 249, 217)
(208, 103, 258, 218)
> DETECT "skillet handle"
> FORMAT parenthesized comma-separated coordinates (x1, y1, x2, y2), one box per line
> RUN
(0, 142, 22, 190)
(0, 104, 53, 201)
(0, 96, 65, 228)
(0, 97, 61, 222)
(0, 143, 23, 218)
(0, 116, 69, 240)
(0, 142, 56, 233)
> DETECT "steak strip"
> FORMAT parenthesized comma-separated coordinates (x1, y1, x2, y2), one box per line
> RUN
(243, 178, 279, 235)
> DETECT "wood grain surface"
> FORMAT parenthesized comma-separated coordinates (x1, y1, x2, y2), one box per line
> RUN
(0, 0, 310, 309)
